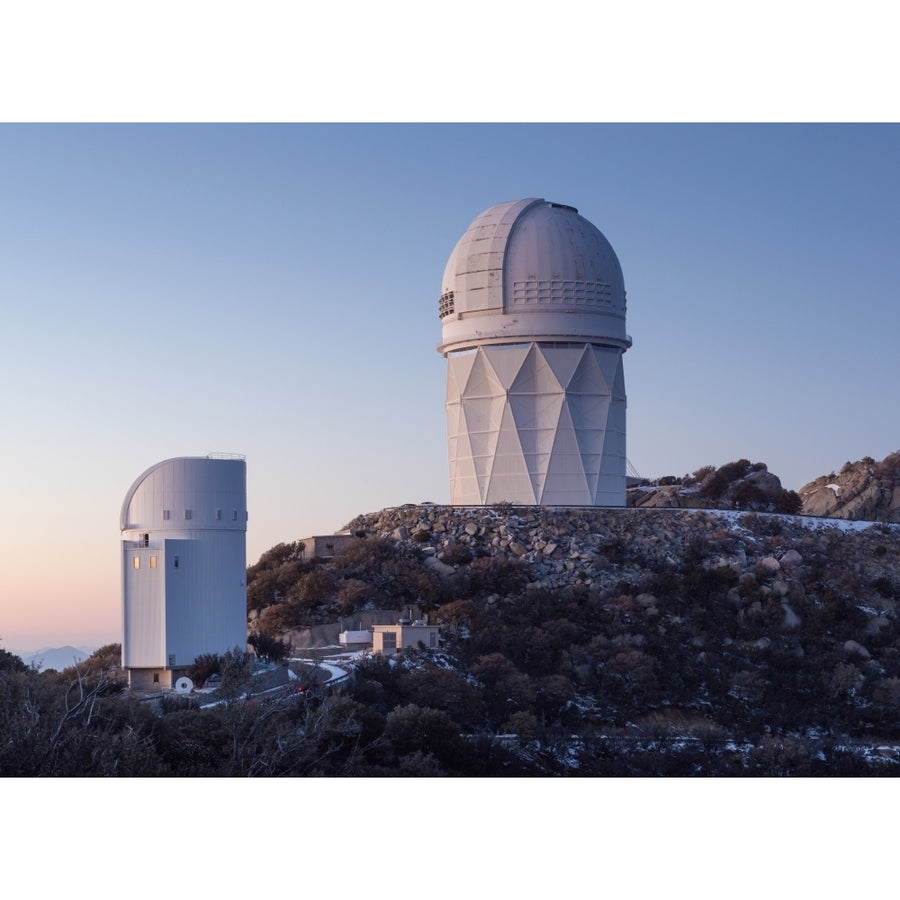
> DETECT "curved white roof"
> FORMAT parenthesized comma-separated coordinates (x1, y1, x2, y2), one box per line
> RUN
(120, 455, 246, 533)
(438, 198, 630, 355)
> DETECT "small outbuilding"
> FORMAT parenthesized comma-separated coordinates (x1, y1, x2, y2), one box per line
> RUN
(372, 621, 440, 656)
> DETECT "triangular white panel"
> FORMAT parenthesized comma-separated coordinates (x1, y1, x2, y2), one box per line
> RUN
(593, 346, 622, 395)
(485, 344, 530, 387)
(569, 347, 609, 396)
(611, 355, 626, 401)
(509, 390, 564, 433)
(447, 353, 477, 400)
(540, 346, 585, 391)
(445, 341, 627, 506)
(461, 395, 503, 435)
(568, 393, 610, 434)
(511, 345, 563, 396)
(464, 350, 504, 399)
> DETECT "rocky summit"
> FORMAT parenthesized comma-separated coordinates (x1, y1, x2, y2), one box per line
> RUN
(798, 452, 900, 523)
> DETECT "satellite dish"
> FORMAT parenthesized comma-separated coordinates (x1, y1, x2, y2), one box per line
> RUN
(175, 676, 194, 694)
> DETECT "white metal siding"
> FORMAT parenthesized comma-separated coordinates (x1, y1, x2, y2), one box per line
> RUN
(121, 456, 247, 672)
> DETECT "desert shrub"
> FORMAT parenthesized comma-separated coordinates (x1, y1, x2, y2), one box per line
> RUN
(692, 465, 716, 483)
(729, 669, 766, 702)
(246, 541, 313, 612)
(874, 451, 900, 478)
(603, 650, 660, 704)
(828, 663, 864, 699)
(188, 653, 221, 686)
(0, 648, 27, 673)
(774, 489, 803, 515)
(471, 653, 535, 720)
(336, 577, 373, 615)
(397, 666, 483, 728)
(503, 710, 541, 740)
(872, 677, 900, 708)
(382, 704, 463, 763)
(287, 568, 337, 612)
(469, 556, 528, 596)
(441, 541, 473, 566)
(256, 602, 301, 634)
(247, 632, 291, 663)
(700, 459, 753, 500)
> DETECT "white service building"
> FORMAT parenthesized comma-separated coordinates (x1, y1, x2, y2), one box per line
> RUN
(438, 198, 632, 507)
(120, 454, 248, 689)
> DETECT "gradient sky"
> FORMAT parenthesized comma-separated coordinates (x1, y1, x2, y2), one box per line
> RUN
(2, 123, 898, 653)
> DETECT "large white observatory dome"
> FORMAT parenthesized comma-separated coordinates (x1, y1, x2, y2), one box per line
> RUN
(438, 198, 630, 355)
(438, 198, 632, 507)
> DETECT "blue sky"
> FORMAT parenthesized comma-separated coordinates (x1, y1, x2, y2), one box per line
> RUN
(1, 122, 899, 651)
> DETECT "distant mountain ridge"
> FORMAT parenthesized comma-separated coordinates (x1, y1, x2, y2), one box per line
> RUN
(25, 646, 95, 672)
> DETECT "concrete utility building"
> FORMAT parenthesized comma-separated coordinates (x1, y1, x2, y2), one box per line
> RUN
(438, 198, 632, 506)
(120, 454, 248, 689)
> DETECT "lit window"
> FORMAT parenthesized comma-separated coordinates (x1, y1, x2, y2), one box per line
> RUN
(133, 556, 140, 569)
(150, 556, 157, 569)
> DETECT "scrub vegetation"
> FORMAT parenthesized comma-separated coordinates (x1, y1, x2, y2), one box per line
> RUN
(3, 456, 900, 775)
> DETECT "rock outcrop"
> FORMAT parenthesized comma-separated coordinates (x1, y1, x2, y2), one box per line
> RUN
(627, 459, 801, 515)
(342, 503, 899, 617)
(798, 453, 900, 523)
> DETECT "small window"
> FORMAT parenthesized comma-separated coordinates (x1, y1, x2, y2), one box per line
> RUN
(232, 510, 238, 521)
(163, 509, 170, 520)
(153, 673, 159, 684)
(184, 509, 192, 520)
(132, 556, 140, 569)
(168, 655, 176, 667)
(150, 556, 157, 569)
(174, 556, 179, 568)
(216, 509, 222, 520)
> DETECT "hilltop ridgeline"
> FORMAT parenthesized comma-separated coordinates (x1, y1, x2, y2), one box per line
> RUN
(625, 452, 900, 523)
(798, 452, 900, 523)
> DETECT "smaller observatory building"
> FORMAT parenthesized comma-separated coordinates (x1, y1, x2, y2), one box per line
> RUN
(120, 454, 248, 689)
(438, 198, 632, 507)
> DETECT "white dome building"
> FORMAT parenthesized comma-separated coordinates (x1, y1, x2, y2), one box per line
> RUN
(120, 454, 247, 689)
(438, 198, 632, 506)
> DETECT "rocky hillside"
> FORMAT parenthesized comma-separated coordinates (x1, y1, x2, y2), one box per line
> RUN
(627, 459, 800, 514)
(319, 502, 900, 774)
(627, 452, 900, 523)
(798, 452, 900, 523)
(231, 456, 900, 775)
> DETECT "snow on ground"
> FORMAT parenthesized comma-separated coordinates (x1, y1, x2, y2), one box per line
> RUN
(701, 508, 898, 533)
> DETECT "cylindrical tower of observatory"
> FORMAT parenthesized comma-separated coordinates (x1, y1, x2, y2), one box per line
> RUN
(438, 198, 632, 506)
(120, 454, 248, 689)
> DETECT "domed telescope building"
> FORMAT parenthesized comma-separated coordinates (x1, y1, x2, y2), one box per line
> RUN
(120, 454, 248, 690)
(438, 198, 632, 506)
